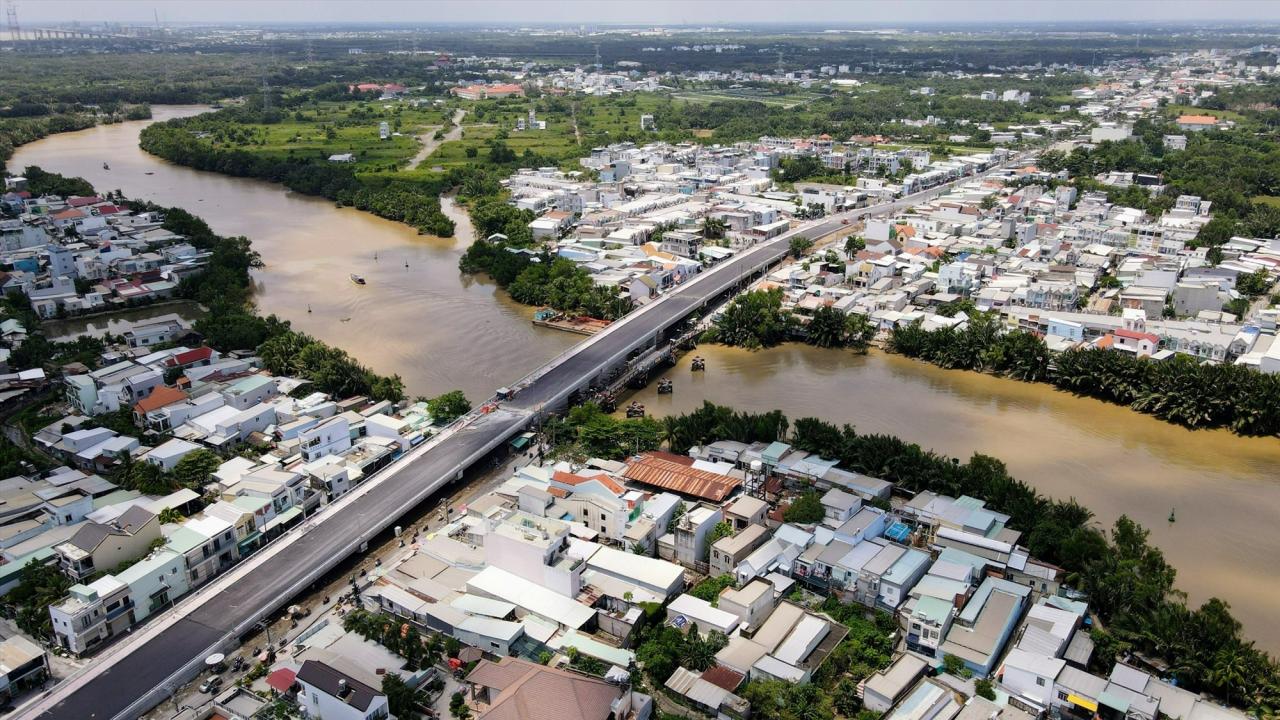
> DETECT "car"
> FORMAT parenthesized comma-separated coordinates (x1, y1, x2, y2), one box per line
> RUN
(841, 219, 850, 225)
(199, 676, 223, 694)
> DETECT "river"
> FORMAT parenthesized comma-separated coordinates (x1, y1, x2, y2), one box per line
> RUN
(12, 107, 1280, 652)
(623, 345, 1280, 651)
(10, 106, 578, 401)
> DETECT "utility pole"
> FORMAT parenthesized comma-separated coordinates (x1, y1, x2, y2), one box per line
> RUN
(5, 0, 20, 42)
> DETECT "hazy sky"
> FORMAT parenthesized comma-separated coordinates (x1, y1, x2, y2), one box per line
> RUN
(22, 0, 1280, 26)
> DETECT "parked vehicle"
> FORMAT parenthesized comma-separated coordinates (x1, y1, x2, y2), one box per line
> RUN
(199, 675, 223, 694)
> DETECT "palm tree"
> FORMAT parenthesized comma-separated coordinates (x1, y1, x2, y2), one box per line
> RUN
(700, 216, 728, 240)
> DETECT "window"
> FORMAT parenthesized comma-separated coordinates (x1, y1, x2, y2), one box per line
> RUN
(1057, 691, 1069, 701)
(1036, 677, 1046, 687)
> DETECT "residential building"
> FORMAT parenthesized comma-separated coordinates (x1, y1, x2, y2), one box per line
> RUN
(53, 506, 159, 580)
(296, 659, 390, 720)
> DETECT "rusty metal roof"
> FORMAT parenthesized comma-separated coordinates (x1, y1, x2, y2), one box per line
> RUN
(622, 453, 740, 502)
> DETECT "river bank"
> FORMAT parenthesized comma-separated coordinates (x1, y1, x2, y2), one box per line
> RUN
(13, 105, 1280, 653)
(9, 106, 576, 401)
(620, 343, 1280, 652)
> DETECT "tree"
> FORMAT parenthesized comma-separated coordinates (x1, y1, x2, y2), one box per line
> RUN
(783, 491, 824, 524)
(980, 194, 998, 210)
(845, 313, 877, 353)
(706, 288, 793, 349)
(172, 449, 222, 489)
(6, 562, 73, 639)
(449, 691, 471, 720)
(1236, 268, 1272, 298)
(158, 507, 184, 525)
(844, 235, 866, 255)
(943, 653, 972, 678)
(701, 216, 728, 240)
(975, 679, 996, 700)
(427, 390, 472, 424)
(805, 305, 849, 348)
(789, 236, 814, 258)
(383, 674, 427, 720)
(689, 573, 736, 603)
(704, 522, 734, 560)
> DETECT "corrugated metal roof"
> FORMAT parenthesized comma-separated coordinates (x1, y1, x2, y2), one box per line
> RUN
(622, 453, 740, 501)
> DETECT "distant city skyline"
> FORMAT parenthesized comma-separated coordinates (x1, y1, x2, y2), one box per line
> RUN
(20, 0, 1280, 26)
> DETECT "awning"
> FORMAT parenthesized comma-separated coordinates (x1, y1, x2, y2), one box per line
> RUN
(1067, 694, 1099, 712)
(237, 530, 262, 549)
(263, 506, 303, 533)
(509, 433, 533, 450)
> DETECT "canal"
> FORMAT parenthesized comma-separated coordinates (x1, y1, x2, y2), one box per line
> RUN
(624, 345, 1280, 652)
(12, 108, 1280, 652)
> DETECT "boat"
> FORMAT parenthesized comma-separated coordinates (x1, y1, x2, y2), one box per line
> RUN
(657, 379, 673, 394)
(350, 274, 366, 285)
(1169, 508, 1176, 523)
(625, 402, 646, 419)
(144, 171, 154, 175)
(102, 162, 110, 170)
(691, 356, 706, 372)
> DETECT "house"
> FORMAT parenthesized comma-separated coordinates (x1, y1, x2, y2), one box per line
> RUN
(820, 489, 861, 525)
(295, 659, 390, 720)
(721, 495, 767, 530)
(716, 578, 775, 630)
(165, 517, 239, 589)
(1175, 115, 1221, 132)
(667, 503, 721, 568)
(53, 506, 160, 580)
(49, 574, 134, 655)
(666, 593, 741, 636)
(121, 316, 186, 348)
(939, 577, 1032, 677)
(0, 635, 48, 702)
(299, 416, 351, 462)
(143, 438, 202, 471)
(863, 654, 929, 712)
(466, 656, 651, 720)
(709, 524, 769, 577)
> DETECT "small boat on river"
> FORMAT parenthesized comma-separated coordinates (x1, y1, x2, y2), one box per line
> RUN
(350, 274, 367, 285)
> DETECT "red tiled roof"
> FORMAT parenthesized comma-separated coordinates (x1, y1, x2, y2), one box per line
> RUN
(132, 386, 187, 414)
(166, 346, 213, 367)
(553, 470, 624, 496)
(1115, 328, 1159, 343)
(621, 452, 740, 502)
(67, 196, 102, 207)
(266, 667, 296, 693)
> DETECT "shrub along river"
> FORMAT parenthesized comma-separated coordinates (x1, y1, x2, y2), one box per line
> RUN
(13, 107, 1280, 652)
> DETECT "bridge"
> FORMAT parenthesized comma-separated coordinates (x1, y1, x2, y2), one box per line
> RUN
(21, 162, 1016, 720)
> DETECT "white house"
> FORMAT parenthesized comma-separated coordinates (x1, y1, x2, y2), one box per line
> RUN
(296, 660, 390, 720)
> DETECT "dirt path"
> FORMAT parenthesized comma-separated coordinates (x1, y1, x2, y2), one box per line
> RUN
(407, 107, 466, 170)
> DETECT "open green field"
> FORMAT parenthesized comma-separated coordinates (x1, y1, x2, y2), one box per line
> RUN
(424, 94, 671, 169)
(669, 89, 824, 108)
(1163, 104, 1249, 124)
(192, 99, 453, 172)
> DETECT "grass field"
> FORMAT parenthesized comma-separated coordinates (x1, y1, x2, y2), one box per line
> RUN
(669, 89, 824, 108)
(1164, 104, 1249, 123)
(194, 100, 453, 172)
(424, 94, 670, 169)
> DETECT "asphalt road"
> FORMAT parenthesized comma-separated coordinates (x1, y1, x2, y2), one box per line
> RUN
(30, 162, 1009, 720)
